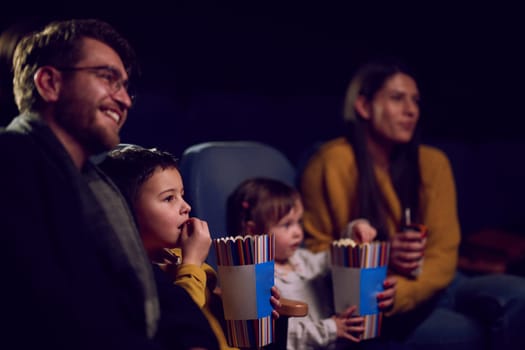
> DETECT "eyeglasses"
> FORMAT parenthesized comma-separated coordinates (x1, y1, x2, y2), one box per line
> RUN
(56, 65, 136, 103)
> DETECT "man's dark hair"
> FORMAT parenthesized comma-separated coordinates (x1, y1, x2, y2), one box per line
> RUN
(13, 18, 137, 113)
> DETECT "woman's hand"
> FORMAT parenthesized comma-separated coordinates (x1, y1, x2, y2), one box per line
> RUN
(180, 217, 211, 266)
(377, 276, 396, 311)
(389, 229, 425, 276)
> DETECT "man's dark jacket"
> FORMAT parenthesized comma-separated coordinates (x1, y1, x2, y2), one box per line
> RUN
(0, 114, 217, 350)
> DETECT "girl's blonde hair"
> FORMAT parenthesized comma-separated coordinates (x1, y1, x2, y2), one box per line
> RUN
(227, 177, 300, 235)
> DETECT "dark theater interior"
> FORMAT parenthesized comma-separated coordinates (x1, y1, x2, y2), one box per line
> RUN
(2, 1, 525, 273)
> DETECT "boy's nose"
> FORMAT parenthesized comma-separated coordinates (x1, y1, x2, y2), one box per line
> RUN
(181, 200, 191, 214)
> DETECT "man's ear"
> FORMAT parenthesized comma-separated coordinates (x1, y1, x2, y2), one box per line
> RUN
(354, 95, 371, 120)
(34, 66, 62, 103)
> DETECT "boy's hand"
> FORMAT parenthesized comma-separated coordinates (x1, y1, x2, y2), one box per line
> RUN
(180, 217, 211, 266)
(333, 305, 364, 342)
(270, 286, 281, 319)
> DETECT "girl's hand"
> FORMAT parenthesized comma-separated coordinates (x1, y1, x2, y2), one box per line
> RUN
(333, 305, 364, 342)
(180, 217, 211, 266)
(345, 219, 377, 243)
(352, 219, 377, 243)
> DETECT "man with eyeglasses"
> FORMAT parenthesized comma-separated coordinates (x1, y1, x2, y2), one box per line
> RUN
(0, 18, 217, 350)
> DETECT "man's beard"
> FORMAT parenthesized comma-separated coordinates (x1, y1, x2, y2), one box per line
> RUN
(54, 96, 120, 156)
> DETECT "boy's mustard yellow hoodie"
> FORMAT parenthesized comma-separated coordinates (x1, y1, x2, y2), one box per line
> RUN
(154, 248, 238, 350)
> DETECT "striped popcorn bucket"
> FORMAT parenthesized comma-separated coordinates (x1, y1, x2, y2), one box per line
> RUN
(330, 240, 390, 339)
(213, 234, 275, 348)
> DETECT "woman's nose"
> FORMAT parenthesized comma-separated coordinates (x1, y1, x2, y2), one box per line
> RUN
(404, 98, 419, 117)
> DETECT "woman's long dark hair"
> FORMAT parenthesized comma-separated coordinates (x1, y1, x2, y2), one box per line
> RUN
(343, 58, 421, 240)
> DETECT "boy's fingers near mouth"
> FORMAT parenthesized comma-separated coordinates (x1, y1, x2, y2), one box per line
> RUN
(179, 219, 193, 239)
(183, 218, 195, 229)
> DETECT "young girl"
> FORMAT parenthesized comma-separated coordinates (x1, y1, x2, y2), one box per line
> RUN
(100, 145, 280, 350)
(226, 177, 396, 350)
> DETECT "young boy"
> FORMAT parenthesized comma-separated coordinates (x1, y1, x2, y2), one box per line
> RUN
(100, 145, 280, 350)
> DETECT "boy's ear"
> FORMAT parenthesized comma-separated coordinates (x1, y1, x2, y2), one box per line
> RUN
(244, 221, 257, 235)
(34, 66, 62, 103)
(354, 95, 371, 120)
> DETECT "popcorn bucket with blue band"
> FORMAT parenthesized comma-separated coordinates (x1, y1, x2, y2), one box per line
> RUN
(214, 234, 275, 348)
(330, 240, 390, 339)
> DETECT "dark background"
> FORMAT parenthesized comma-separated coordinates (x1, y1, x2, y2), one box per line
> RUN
(2, 1, 525, 237)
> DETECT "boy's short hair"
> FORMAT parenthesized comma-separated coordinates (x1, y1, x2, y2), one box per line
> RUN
(227, 177, 300, 235)
(100, 145, 178, 213)
(13, 18, 137, 113)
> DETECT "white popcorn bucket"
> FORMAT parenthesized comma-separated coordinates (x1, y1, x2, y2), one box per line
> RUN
(214, 234, 275, 348)
(330, 240, 390, 339)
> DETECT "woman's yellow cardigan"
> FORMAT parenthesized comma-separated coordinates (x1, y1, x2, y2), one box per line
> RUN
(300, 137, 460, 315)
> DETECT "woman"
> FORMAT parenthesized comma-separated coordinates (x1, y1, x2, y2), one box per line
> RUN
(299, 59, 525, 349)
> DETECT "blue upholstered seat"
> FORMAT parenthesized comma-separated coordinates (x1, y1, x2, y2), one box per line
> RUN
(179, 140, 296, 269)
